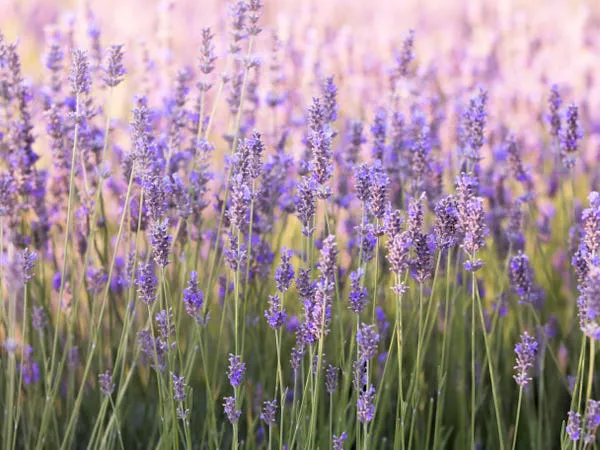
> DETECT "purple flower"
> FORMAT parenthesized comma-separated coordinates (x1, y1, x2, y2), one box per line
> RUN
(456, 172, 479, 231)
(357, 385, 376, 424)
(406, 194, 425, 241)
(584, 399, 600, 444)
(321, 76, 338, 124)
(246, 130, 265, 180)
(462, 87, 488, 162)
(387, 231, 411, 281)
(411, 232, 435, 283)
(409, 118, 431, 191)
(509, 252, 542, 306)
(434, 195, 459, 249)
(390, 29, 415, 83)
(171, 373, 187, 401)
(506, 199, 525, 249)
(325, 363, 339, 394)
(227, 354, 246, 388)
(198, 27, 216, 82)
(547, 84, 562, 138)
(383, 208, 403, 238)
(295, 176, 317, 236)
(98, 370, 115, 396)
(300, 279, 332, 345)
(224, 231, 247, 272)
(183, 271, 205, 324)
(461, 197, 488, 268)
(290, 345, 305, 372)
(296, 267, 316, 300)
(332, 432, 348, 450)
(246, 0, 262, 36)
(20, 248, 36, 283)
(149, 219, 172, 268)
(274, 247, 294, 293)
(368, 164, 389, 220)
(567, 411, 582, 441)
(581, 191, 600, 257)
(136, 263, 157, 305)
(102, 44, 125, 87)
(318, 235, 338, 285)
(19, 345, 39, 385)
(559, 104, 583, 170)
(357, 323, 380, 362)
(354, 163, 372, 204)
(505, 134, 529, 183)
(513, 331, 538, 387)
(371, 108, 387, 161)
(228, 172, 251, 231)
(348, 269, 368, 314)
(224, 396, 241, 424)
(265, 294, 287, 329)
(353, 360, 367, 390)
(156, 308, 175, 346)
(578, 266, 600, 340)
(260, 399, 277, 426)
(69, 49, 91, 95)
(137, 329, 166, 372)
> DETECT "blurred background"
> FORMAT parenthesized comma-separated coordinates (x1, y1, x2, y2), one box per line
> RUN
(1, 0, 600, 170)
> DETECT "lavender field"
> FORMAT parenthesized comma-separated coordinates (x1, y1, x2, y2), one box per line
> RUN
(0, 0, 599, 448)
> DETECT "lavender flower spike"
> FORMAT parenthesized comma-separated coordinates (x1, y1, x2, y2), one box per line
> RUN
(69, 49, 91, 95)
(357, 385, 376, 424)
(183, 271, 204, 324)
(578, 266, 600, 340)
(98, 370, 115, 396)
(357, 323, 380, 362)
(103, 44, 126, 88)
(332, 432, 348, 450)
(567, 411, 582, 441)
(513, 331, 538, 387)
(224, 396, 241, 424)
(584, 399, 600, 444)
(559, 103, 583, 170)
(227, 354, 246, 388)
(260, 399, 278, 426)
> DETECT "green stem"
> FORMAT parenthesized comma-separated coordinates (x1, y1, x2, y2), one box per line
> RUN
(511, 387, 523, 450)
(475, 273, 506, 450)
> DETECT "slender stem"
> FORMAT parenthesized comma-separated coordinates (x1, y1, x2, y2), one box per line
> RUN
(433, 249, 452, 449)
(471, 272, 476, 450)
(475, 273, 506, 450)
(511, 387, 523, 450)
(37, 93, 81, 450)
(585, 339, 595, 406)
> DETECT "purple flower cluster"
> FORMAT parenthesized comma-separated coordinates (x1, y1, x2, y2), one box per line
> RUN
(183, 271, 205, 324)
(227, 354, 246, 388)
(513, 332, 538, 387)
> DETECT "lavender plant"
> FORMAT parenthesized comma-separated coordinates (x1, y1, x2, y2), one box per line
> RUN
(0, 2, 598, 450)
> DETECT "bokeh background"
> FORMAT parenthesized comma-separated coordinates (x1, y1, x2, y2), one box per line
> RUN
(2, 0, 600, 153)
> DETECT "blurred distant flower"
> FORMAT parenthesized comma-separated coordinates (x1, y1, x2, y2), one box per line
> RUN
(560, 104, 583, 170)
(547, 84, 562, 139)
(98, 370, 115, 396)
(333, 432, 348, 450)
(260, 399, 277, 425)
(69, 49, 91, 95)
(102, 44, 125, 88)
